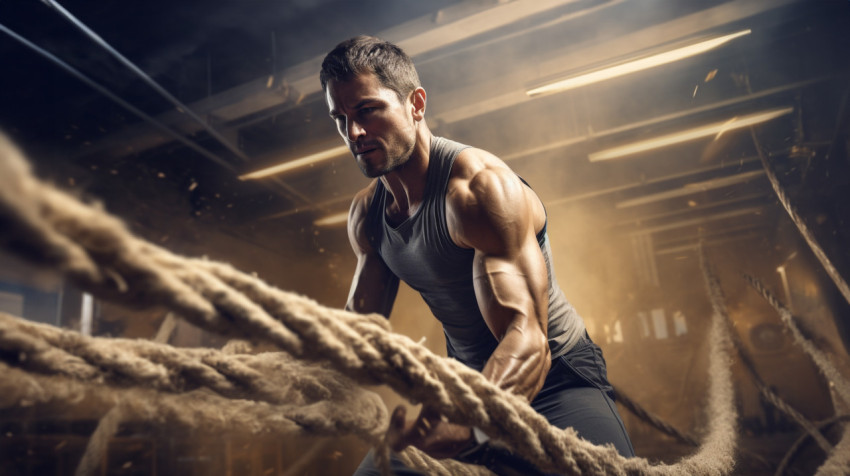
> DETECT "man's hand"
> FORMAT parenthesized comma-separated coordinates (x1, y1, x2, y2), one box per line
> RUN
(387, 405, 474, 459)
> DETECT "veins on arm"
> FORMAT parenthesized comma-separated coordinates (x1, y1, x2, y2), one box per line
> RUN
(450, 164, 551, 401)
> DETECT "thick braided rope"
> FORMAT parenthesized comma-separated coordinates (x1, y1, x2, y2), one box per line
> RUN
(0, 310, 391, 473)
(0, 134, 739, 474)
(74, 405, 125, 476)
(749, 128, 850, 308)
(743, 275, 850, 405)
(712, 287, 833, 452)
(0, 311, 480, 474)
(0, 360, 384, 441)
(0, 311, 383, 410)
(742, 275, 850, 476)
(692, 248, 740, 474)
(0, 357, 387, 475)
(398, 447, 493, 476)
(614, 386, 776, 473)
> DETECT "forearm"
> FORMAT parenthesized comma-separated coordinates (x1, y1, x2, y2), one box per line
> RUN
(345, 255, 399, 317)
(481, 318, 551, 402)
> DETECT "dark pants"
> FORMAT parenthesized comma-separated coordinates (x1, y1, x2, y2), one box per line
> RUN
(354, 333, 634, 475)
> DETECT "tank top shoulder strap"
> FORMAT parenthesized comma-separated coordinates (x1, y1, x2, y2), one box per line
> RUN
(364, 136, 469, 245)
(428, 136, 469, 199)
(365, 180, 387, 248)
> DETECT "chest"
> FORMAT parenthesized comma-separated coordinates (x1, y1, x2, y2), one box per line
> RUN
(376, 204, 473, 292)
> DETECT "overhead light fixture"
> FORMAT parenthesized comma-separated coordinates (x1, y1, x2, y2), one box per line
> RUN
(314, 211, 349, 227)
(615, 170, 765, 209)
(239, 145, 349, 180)
(589, 107, 793, 162)
(526, 29, 751, 97)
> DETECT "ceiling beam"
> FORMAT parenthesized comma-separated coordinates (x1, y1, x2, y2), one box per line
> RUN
(76, 0, 586, 162)
(431, 0, 798, 125)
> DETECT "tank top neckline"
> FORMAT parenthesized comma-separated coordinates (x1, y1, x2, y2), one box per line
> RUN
(378, 137, 444, 233)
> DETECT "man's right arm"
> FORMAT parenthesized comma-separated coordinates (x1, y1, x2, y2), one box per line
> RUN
(345, 186, 399, 317)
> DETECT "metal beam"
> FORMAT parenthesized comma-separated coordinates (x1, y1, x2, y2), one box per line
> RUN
(77, 0, 586, 162)
(629, 206, 763, 236)
(432, 0, 799, 125)
(615, 170, 766, 209)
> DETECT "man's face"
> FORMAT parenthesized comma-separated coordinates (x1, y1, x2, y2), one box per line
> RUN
(326, 73, 417, 178)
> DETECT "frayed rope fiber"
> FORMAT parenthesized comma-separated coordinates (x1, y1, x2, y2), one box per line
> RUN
(0, 133, 748, 474)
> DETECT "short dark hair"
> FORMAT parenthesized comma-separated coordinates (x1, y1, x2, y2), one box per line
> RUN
(320, 36, 421, 101)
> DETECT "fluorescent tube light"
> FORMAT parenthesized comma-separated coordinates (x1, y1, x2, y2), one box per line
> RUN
(239, 145, 349, 180)
(615, 170, 766, 209)
(314, 211, 349, 227)
(589, 107, 793, 162)
(526, 29, 751, 97)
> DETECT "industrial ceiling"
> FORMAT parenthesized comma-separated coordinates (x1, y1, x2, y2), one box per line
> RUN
(1, 0, 848, 295)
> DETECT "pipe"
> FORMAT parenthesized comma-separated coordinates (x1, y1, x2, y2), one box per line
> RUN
(0, 22, 235, 170)
(40, 0, 250, 163)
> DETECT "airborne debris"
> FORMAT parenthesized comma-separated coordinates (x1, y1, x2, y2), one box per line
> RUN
(704, 69, 718, 82)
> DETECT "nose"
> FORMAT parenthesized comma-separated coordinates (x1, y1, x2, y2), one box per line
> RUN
(346, 118, 365, 142)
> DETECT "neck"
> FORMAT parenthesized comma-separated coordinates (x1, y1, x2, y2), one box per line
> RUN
(380, 122, 433, 217)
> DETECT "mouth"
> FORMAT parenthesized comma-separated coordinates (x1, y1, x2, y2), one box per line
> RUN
(353, 142, 379, 156)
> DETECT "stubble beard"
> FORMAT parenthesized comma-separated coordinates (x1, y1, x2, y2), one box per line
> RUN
(358, 131, 417, 179)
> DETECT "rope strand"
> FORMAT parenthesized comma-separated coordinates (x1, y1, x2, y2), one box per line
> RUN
(0, 132, 745, 474)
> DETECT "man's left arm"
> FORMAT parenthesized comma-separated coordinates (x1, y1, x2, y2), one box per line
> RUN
(387, 163, 551, 458)
(463, 167, 551, 400)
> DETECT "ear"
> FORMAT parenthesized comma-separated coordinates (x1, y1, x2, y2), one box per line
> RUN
(410, 87, 426, 122)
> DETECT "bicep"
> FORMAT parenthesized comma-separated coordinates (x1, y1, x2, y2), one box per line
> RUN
(458, 169, 549, 339)
(472, 242, 549, 340)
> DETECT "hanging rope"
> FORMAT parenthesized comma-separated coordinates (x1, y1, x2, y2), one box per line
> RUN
(615, 383, 781, 474)
(612, 387, 699, 447)
(749, 127, 850, 308)
(775, 415, 850, 476)
(711, 287, 833, 452)
(741, 274, 850, 475)
(0, 359, 385, 442)
(743, 275, 850, 405)
(0, 132, 741, 474)
(74, 404, 125, 476)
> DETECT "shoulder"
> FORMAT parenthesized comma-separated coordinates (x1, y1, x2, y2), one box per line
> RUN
(347, 180, 380, 254)
(445, 148, 535, 252)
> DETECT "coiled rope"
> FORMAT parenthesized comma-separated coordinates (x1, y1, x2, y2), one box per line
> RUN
(0, 132, 742, 475)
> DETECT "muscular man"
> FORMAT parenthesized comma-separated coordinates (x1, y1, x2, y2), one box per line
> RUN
(320, 36, 634, 475)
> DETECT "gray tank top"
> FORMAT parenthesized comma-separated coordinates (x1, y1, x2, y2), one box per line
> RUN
(367, 136, 585, 371)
